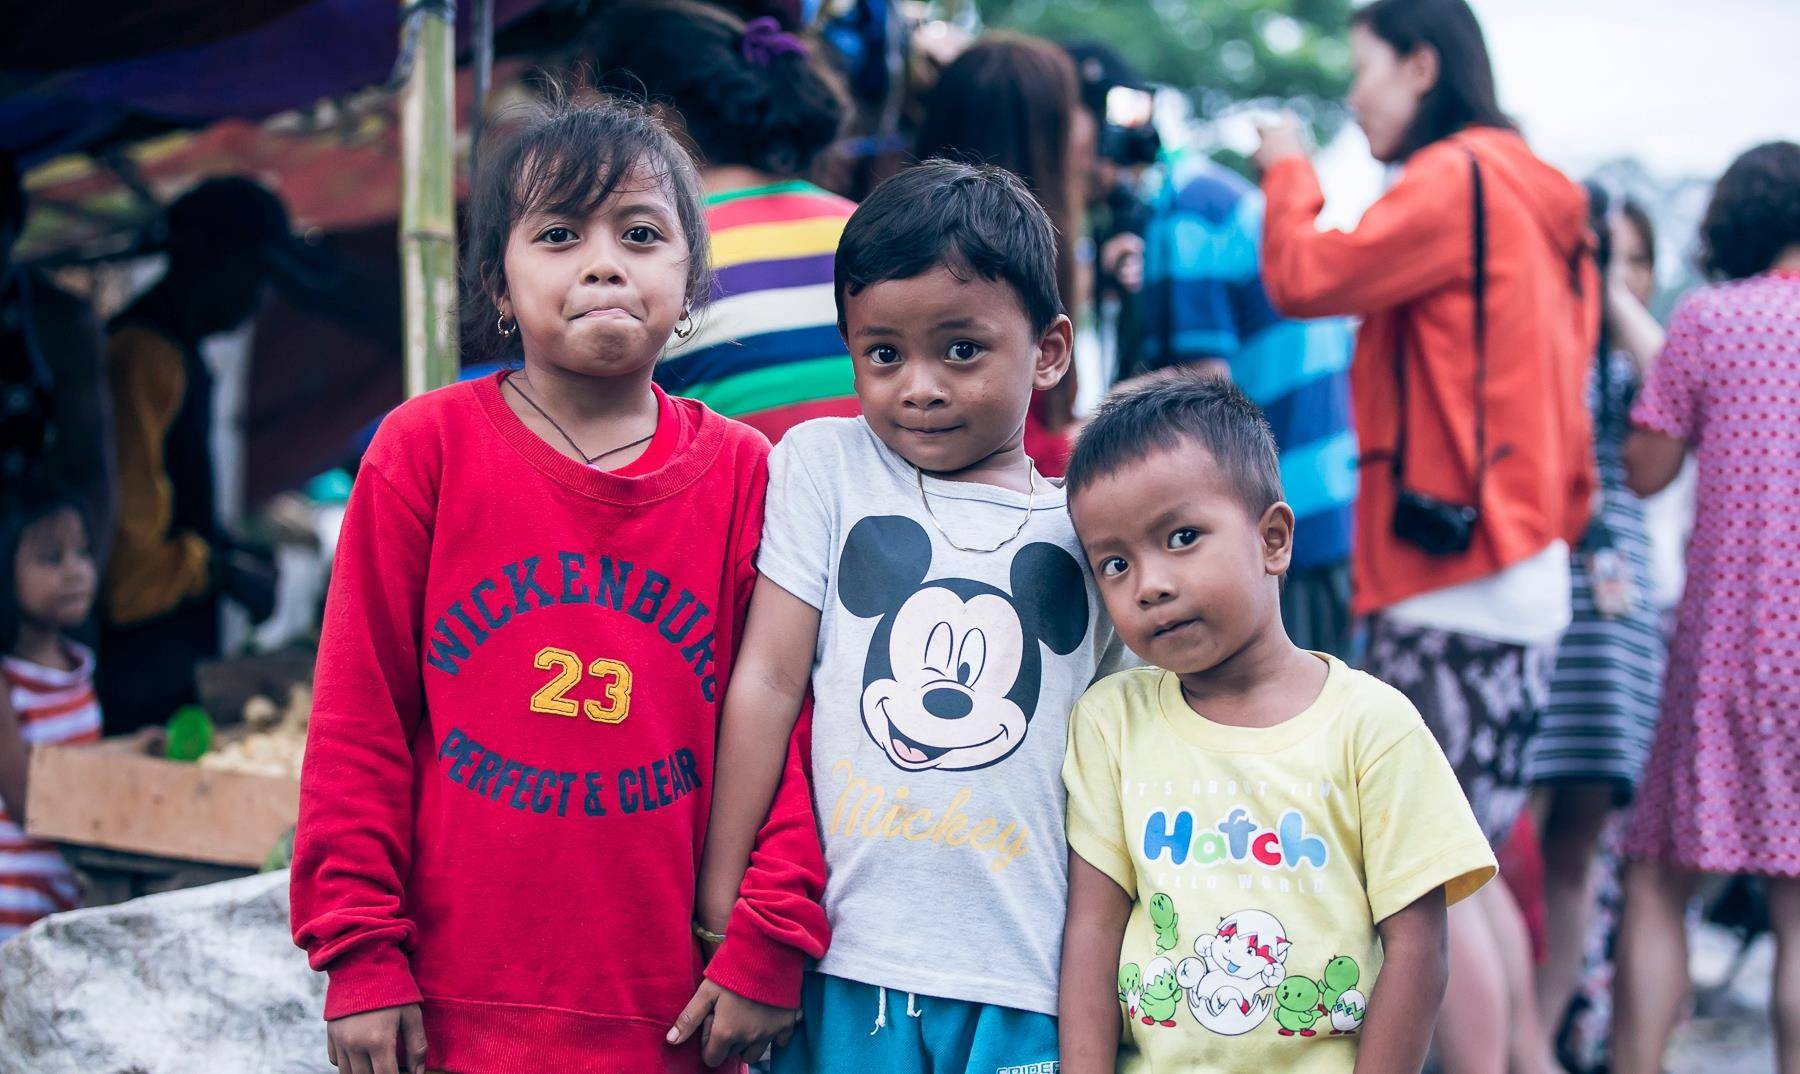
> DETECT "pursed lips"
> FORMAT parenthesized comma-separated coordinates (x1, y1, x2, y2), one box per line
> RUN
(1152, 616, 1202, 638)
(570, 306, 633, 320)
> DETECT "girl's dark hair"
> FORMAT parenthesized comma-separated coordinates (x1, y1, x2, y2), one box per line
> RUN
(836, 159, 1061, 335)
(1351, 0, 1514, 160)
(1699, 141, 1800, 281)
(914, 33, 1083, 425)
(1, 478, 85, 654)
(461, 92, 710, 364)
(1619, 199, 1656, 270)
(582, 0, 849, 179)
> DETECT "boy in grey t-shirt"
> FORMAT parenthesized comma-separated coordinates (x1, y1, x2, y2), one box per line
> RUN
(672, 160, 1123, 1071)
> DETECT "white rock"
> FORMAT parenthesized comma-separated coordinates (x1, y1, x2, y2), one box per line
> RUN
(0, 870, 325, 1073)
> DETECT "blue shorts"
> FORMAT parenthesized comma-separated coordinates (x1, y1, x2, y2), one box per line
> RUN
(769, 972, 1059, 1074)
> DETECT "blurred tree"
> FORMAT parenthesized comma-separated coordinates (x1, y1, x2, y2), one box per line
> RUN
(972, 0, 1353, 123)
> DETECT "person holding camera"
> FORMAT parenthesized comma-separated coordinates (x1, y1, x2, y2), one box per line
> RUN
(1065, 41, 1159, 383)
(1253, 2, 1595, 1073)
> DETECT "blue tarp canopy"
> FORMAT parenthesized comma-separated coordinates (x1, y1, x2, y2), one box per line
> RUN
(1, 0, 544, 167)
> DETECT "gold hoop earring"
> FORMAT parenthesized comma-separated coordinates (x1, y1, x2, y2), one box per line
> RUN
(496, 313, 516, 338)
(672, 308, 694, 341)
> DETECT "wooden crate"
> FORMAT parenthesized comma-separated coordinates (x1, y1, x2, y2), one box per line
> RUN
(25, 733, 300, 869)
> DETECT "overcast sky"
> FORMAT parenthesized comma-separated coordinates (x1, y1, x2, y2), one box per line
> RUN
(1296, 0, 1797, 229)
(1470, 0, 1800, 179)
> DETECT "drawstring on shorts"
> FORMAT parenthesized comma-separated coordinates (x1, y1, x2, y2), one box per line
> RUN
(870, 987, 923, 1035)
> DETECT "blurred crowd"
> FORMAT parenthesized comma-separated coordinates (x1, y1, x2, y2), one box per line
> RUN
(3, 2, 1799, 1072)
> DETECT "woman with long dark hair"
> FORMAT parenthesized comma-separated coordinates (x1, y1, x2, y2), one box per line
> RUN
(914, 32, 1087, 474)
(1254, 2, 1596, 1071)
(582, 0, 856, 444)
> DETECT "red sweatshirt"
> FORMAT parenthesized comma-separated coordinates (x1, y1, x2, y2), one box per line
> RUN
(290, 373, 828, 1073)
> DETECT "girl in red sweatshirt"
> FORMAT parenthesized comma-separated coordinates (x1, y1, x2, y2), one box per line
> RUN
(290, 97, 828, 1074)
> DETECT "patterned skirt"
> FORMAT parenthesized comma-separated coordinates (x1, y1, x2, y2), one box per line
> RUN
(1365, 616, 1556, 847)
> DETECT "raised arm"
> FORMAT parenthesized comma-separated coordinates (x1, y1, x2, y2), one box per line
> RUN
(36, 284, 116, 569)
(1605, 274, 1665, 377)
(1258, 131, 1471, 320)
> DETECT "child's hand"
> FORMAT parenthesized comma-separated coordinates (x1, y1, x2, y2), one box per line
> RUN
(668, 979, 800, 1067)
(326, 1003, 427, 1074)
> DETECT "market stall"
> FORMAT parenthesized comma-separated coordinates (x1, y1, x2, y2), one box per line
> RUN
(23, 653, 312, 904)
(1, 0, 548, 926)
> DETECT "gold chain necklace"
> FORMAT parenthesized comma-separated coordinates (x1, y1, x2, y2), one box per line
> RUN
(915, 458, 1038, 554)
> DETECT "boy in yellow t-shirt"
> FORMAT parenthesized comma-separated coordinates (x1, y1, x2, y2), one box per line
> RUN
(1057, 374, 1496, 1074)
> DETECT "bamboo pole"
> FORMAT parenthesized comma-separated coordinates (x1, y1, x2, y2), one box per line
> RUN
(471, 0, 493, 183)
(400, 0, 459, 397)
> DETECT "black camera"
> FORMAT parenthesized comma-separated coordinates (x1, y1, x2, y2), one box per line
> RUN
(1099, 85, 1162, 167)
(1069, 43, 1162, 168)
(1392, 489, 1480, 556)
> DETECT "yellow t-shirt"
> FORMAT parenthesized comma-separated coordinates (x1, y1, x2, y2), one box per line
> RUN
(1063, 654, 1496, 1074)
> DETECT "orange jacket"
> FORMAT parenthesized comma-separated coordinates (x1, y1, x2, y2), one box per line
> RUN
(1262, 127, 1597, 615)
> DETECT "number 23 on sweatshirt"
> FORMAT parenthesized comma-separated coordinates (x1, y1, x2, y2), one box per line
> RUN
(290, 373, 829, 1074)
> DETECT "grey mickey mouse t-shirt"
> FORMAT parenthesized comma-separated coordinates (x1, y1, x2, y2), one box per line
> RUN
(758, 417, 1125, 1016)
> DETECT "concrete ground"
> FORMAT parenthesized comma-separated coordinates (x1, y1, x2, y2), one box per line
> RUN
(1668, 923, 1776, 1073)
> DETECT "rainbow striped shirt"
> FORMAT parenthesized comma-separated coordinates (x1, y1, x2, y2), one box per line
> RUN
(655, 180, 861, 443)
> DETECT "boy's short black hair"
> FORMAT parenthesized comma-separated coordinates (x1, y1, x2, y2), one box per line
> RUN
(1066, 372, 1284, 520)
(462, 91, 710, 363)
(834, 159, 1062, 333)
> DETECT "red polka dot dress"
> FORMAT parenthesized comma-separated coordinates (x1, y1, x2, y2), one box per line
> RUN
(1624, 270, 1800, 876)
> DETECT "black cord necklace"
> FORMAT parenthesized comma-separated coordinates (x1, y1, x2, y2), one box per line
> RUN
(504, 372, 655, 466)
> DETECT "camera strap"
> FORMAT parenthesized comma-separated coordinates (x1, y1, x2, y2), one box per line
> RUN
(1391, 146, 1488, 505)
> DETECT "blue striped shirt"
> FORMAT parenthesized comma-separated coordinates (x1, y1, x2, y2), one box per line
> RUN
(1140, 155, 1357, 570)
